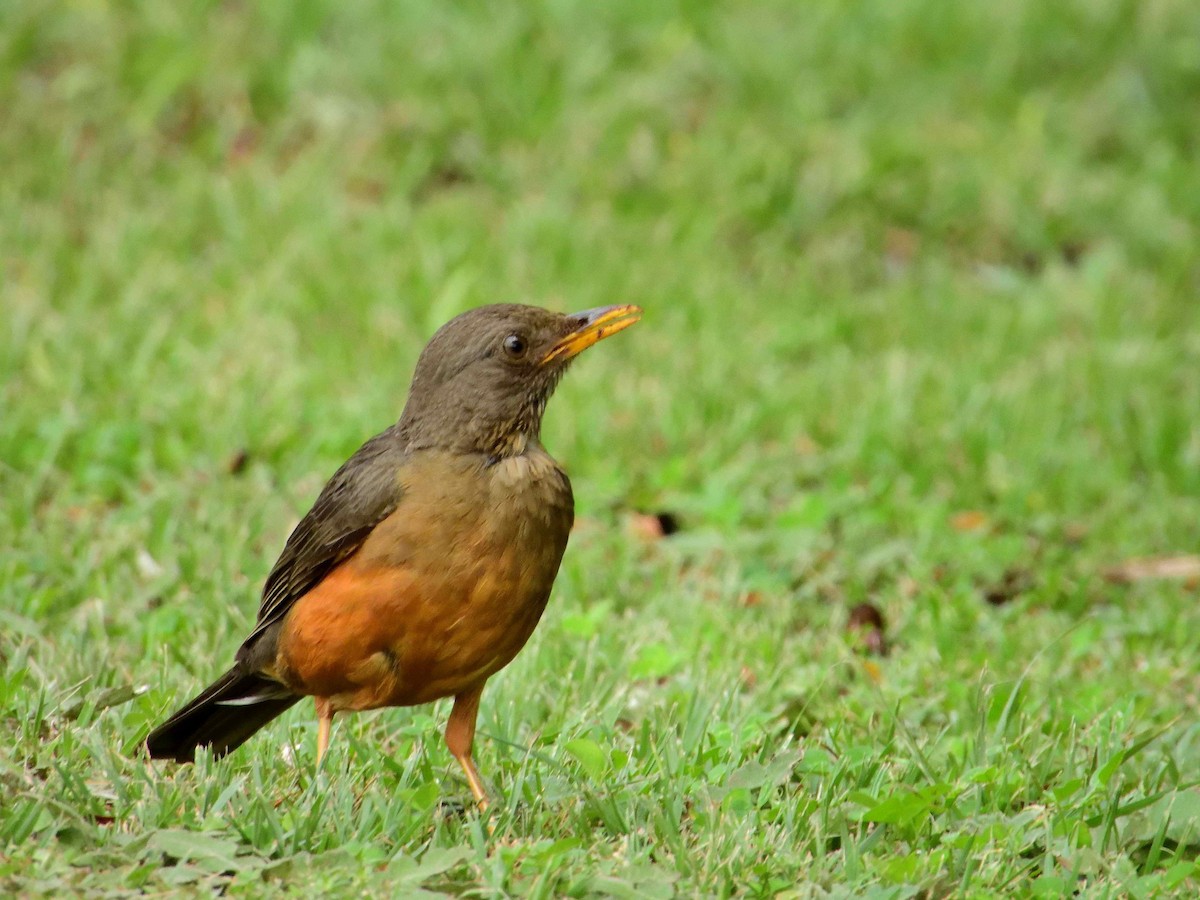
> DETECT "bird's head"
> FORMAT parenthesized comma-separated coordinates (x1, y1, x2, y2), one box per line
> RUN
(398, 303, 641, 458)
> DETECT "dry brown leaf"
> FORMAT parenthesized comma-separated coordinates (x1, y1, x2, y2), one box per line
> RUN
(794, 433, 821, 456)
(1063, 522, 1089, 544)
(226, 127, 258, 166)
(626, 511, 680, 541)
(983, 567, 1033, 606)
(846, 602, 889, 656)
(884, 226, 920, 271)
(226, 448, 250, 475)
(1103, 555, 1200, 585)
(950, 510, 989, 532)
(739, 591, 763, 608)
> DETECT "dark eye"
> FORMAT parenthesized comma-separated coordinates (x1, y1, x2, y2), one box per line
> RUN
(503, 334, 527, 358)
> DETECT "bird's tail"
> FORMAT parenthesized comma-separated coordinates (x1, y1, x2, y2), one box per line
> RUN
(145, 667, 301, 763)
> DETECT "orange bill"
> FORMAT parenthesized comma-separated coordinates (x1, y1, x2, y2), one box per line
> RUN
(542, 305, 642, 365)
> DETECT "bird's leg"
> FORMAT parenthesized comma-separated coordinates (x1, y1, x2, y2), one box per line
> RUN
(315, 697, 333, 765)
(445, 685, 489, 811)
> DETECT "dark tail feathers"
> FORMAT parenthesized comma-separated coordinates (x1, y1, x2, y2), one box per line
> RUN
(145, 667, 301, 763)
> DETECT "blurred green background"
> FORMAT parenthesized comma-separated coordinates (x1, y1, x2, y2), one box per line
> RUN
(3, 0, 1200, 895)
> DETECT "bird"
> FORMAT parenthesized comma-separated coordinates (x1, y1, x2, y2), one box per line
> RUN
(145, 302, 641, 810)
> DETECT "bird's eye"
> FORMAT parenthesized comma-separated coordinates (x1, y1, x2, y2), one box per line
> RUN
(503, 334, 527, 358)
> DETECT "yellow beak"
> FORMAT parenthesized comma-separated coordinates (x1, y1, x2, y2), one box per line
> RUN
(542, 305, 642, 365)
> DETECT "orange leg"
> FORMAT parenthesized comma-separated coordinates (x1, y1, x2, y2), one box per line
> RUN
(445, 685, 489, 810)
(315, 697, 333, 765)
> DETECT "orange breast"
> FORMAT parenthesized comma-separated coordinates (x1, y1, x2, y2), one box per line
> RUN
(273, 449, 572, 712)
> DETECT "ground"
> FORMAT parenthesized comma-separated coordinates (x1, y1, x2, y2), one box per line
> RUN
(2, 1, 1200, 896)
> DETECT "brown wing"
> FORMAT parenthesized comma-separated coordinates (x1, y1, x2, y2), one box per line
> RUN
(236, 426, 408, 660)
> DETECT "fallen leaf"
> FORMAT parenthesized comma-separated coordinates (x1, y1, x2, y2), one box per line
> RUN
(794, 434, 821, 456)
(346, 177, 386, 203)
(1063, 522, 1089, 544)
(627, 513, 661, 540)
(651, 511, 680, 535)
(627, 511, 681, 540)
(226, 127, 258, 166)
(413, 163, 472, 201)
(1103, 555, 1200, 585)
(847, 603, 884, 631)
(950, 510, 989, 532)
(983, 567, 1034, 606)
(226, 448, 250, 475)
(1060, 240, 1087, 266)
(846, 603, 889, 656)
(884, 226, 919, 272)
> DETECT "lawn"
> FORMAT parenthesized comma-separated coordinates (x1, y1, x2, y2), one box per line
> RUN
(3, 0, 1200, 895)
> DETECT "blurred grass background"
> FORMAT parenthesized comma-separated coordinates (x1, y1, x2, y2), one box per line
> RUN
(3, 0, 1200, 895)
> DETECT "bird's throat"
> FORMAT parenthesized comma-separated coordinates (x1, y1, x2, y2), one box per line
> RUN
(485, 430, 531, 465)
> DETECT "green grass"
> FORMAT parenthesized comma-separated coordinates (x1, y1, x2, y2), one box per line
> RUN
(4, 0, 1200, 895)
